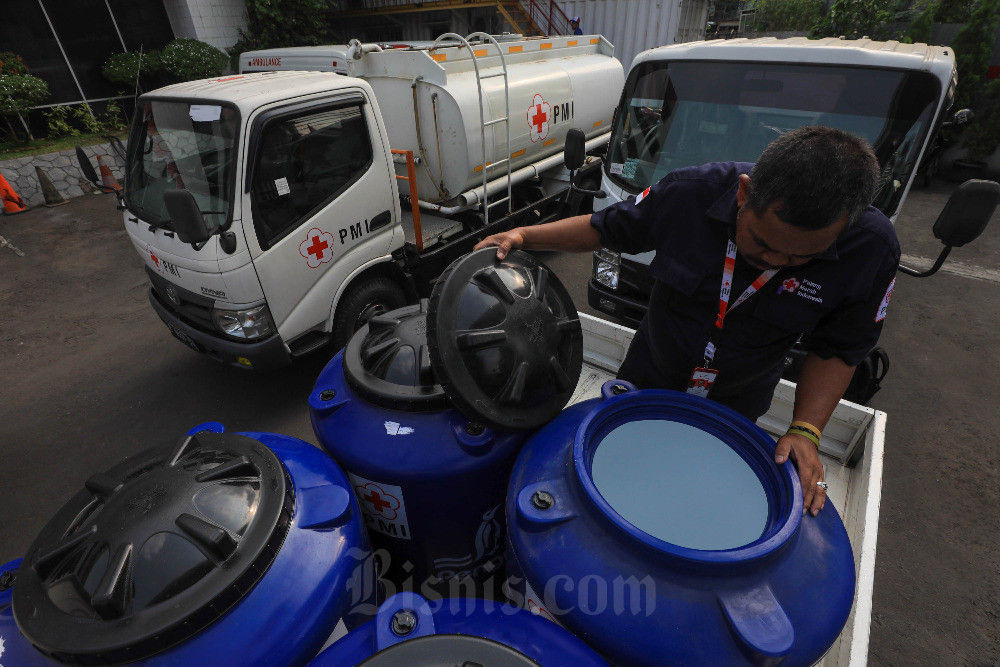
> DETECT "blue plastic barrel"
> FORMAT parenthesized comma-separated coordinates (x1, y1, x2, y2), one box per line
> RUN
(308, 304, 527, 599)
(507, 382, 856, 666)
(311, 592, 607, 665)
(0, 424, 372, 666)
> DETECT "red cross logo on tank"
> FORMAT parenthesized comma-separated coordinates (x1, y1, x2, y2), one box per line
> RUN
(299, 227, 335, 268)
(527, 93, 552, 143)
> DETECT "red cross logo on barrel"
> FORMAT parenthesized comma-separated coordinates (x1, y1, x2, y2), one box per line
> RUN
(527, 93, 551, 143)
(299, 227, 335, 268)
(355, 482, 401, 520)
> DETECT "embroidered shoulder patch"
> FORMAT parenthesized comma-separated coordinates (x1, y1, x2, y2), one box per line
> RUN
(634, 186, 651, 205)
(875, 278, 895, 322)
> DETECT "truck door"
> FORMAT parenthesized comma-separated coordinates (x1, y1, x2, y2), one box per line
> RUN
(244, 93, 396, 340)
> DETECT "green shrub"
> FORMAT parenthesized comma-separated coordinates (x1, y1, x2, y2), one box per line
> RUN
(159, 38, 228, 81)
(102, 99, 128, 131)
(0, 51, 29, 76)
(102, 51, 160, 85)
(46, 106, 77, 139)
(72, 103, 104, 134)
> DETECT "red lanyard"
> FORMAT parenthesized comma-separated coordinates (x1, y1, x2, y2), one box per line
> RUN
(703, 240, 776, 364)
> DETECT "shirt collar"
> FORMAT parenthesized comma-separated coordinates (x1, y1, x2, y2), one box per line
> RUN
(706, 180, 840, 262)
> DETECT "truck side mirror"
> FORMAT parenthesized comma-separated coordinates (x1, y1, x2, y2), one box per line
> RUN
(163, 189, 212, 246)
(564, 128, 586, 171)
(932, 179, 998, 247)
(75, 146, 101, 186)
(900, 179, 999, 278)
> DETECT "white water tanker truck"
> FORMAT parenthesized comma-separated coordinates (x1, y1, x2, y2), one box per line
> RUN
(85, 33, 623, 369)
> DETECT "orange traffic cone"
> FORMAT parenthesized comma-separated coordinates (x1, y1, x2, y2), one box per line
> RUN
(0, 170, 27, 215)
(96, 155, 121, 192)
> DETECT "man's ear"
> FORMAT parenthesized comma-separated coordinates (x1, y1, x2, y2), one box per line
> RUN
(737, 174, 751, 207)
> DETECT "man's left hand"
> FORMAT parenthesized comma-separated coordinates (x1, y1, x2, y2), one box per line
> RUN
(775, 433, 826, 516)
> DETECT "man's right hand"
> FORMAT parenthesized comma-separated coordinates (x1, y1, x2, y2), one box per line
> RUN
(474, 229, 526, 261)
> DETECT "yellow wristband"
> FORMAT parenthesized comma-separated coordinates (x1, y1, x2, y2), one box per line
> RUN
(787, 426, 821, 449)
(789, 420, 822, 439)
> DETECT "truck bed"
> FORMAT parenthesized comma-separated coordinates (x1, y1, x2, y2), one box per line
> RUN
(575, 313, 883, 667)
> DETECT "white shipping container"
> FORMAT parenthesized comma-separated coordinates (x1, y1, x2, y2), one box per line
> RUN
(559, 0, 711, 71)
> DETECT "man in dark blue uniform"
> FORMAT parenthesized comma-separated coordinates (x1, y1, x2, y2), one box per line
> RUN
(475, 127, 900, 516)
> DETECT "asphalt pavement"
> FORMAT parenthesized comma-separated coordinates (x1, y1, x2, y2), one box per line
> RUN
(1, 180, 998, 665)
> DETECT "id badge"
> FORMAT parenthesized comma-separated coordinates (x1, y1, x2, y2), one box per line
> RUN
(686, 367, 719, 398)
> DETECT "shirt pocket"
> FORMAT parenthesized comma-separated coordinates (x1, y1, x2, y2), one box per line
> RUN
(650, 252, 709, 297)
(749, 293, 829, 335)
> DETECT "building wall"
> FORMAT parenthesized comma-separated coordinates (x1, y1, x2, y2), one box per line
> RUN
(558, 0, 709, 72)
(163, 0, 248, 51)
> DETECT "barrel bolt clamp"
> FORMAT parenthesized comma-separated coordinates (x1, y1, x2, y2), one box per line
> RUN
(532, 490, 555, 510)
(391, 609, 418, 636)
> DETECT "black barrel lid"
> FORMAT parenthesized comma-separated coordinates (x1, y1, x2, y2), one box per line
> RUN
(359, 634, 539, 666)
(343, 300, 450, 412)
(13, 432, 293, 664)
(427, 248, 583, 431)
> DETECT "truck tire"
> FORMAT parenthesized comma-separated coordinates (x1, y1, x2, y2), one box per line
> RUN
(332, 276, 406, 351)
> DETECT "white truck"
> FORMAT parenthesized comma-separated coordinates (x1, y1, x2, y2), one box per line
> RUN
(86, 34, 623, 369)
(588, 37, 982, 326)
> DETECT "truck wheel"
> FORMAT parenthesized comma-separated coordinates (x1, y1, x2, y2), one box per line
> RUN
(332, 276, 406, 351)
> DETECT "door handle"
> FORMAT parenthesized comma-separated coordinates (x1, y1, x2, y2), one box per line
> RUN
(370, 210, 392, 231)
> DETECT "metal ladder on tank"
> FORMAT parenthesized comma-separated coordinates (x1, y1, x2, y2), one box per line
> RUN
(430, 32, 513, 227)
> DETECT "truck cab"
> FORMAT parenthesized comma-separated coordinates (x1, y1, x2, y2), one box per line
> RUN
(589, 38, 958, 326)
(125, 72, 403, 369)
(113, 34, 623, 370)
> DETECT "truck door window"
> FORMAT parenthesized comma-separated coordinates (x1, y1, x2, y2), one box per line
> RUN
(250, 104, 373, 249)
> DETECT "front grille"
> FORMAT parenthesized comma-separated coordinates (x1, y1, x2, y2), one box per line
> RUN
(146, 267, 216, 331)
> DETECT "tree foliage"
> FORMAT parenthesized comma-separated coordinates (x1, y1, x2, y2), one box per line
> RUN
(228, 0, 343, 67)
(810, 0, 902, 39)
(0, 52, 30, 76)
(749, 0, 824, 32)
(905, 2, 937, 43)
(950, 0, 1000, 159)
(0, 74, 49, 116)
(933, 0, 974, 22)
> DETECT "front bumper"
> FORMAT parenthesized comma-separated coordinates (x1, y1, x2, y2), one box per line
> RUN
(149, 288, 291, 370)
(587, 279, 647, 329)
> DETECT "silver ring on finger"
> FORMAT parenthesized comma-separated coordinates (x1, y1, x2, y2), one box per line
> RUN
(816, 481, 829, 491)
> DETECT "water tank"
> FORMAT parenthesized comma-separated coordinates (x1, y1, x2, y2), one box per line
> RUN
(507, 382, 856, 666)
(0, 425, 371, 665)
(352, 36, 624, 202)
(308, 249, 582, 599)
(311, 592, 606, 665)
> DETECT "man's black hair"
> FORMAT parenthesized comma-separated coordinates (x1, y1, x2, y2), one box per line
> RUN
(747, 126, 879, 230)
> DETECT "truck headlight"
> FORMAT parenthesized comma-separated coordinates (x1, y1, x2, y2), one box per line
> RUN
(594, 249, 620, 290)
(213, 304, 275, 340)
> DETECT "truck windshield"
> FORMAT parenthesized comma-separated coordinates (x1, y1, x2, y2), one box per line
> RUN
(125, 100, 239, 229)
(607, 61, 941, 216)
